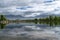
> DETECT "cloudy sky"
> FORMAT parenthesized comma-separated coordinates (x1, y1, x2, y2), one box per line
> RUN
(0, 0, 60, 17)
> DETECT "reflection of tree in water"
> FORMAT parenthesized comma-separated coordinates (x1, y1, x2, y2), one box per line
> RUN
(34, 21, 60, 26)
(0, 23, 6, 29)
(48, 22, 60, 26)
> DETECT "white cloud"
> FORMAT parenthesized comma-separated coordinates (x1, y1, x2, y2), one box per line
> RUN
(0, 0, 60, 17)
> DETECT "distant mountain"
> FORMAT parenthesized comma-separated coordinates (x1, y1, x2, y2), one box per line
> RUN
(5, 15, 24, 18)
(35, 13, 60, 18)
(4, 14, 60, 20)
(5, 15, 24, 20)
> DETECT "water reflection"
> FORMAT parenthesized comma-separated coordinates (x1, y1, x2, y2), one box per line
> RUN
(0, 23, 60, 40)
(0, 23, 6, 29)
(38, 21, 60, 26)
(0, 21, 60, 30)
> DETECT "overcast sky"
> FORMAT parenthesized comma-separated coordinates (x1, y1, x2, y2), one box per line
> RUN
(0, 0, 60, 17)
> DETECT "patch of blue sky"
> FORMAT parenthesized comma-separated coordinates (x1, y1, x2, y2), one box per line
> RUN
(26, 6, 32, 8)
(16, 6, 32, 10)
(17, 7, 26, 10)
(44, 0, 55, 3)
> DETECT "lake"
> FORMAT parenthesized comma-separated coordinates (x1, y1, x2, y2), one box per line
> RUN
(0, 23, 60, 40)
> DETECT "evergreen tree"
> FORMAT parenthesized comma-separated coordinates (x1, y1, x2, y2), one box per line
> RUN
(34, 18, 38, 24)
(0, 15, 6, 21)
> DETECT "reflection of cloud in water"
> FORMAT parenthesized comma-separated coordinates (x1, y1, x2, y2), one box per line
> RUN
(0, 25, 60, 40)
(24, 26, 41, 31)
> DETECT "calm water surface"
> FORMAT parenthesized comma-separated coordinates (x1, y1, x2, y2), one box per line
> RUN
(0, 23, 60, 40)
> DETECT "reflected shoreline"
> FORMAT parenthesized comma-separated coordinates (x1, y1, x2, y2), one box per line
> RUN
(0, 21, 60, 29)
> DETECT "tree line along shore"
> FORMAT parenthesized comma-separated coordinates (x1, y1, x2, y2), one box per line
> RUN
(1, 15, 60, 26)
(0, 15, 60, 23)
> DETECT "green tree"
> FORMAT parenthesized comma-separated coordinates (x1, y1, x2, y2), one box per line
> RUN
(54, 16, 58, 22)
(49, 16, 53, 21)
(34, 18, 38, 24)
(0, 15, 6, 21)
